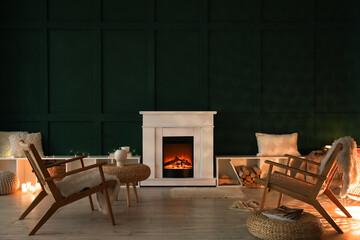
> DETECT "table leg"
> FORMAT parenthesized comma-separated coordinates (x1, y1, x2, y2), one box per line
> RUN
(132, 182, 139, 203)
(126, 183, 131, 207)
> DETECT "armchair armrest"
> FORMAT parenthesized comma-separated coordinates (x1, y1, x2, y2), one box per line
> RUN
(45, 161, 107, 181)
(264, 160, 325, 180)
(45, 155, 88, 168)
(284, 154, 321, 166)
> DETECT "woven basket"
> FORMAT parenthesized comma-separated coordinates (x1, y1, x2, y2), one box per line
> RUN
(103, 163, 150, 183)
(0, 171, 20, 195)
(247, 210, 323, 240)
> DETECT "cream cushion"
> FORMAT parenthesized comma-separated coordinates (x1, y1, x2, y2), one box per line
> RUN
(9, 132, 44, 157)
(0, 131, 28, 157)
(255, 132, 300, 156)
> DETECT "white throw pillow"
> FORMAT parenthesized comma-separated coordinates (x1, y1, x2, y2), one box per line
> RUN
(9, 132, 44, 157)
(0, 131, 28, 157)
(255, 132, 301, 156)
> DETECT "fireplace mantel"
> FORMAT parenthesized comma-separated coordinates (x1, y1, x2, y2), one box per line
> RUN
(140, 111, 217, 186)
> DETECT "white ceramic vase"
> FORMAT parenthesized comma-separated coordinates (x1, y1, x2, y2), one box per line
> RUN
(121, 146, 130, 153)
(115, 149, 127, 167)
(121, 146, 132, 157)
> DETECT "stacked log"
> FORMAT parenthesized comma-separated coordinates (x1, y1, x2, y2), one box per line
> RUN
(235, 165, 262, 188)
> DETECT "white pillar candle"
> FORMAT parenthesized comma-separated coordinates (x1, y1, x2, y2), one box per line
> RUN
(21, 183, 27, 193)
(22, 183, 28, 193)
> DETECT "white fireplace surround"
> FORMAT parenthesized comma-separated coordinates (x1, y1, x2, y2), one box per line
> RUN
(140, 111, 217, 186)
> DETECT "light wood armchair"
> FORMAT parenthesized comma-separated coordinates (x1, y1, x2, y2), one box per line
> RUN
(18, 141, 118, 235)
(255, 143, 352, 233)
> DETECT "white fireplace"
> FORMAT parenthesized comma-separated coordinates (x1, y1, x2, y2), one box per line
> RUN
(140, 111, 217, 186)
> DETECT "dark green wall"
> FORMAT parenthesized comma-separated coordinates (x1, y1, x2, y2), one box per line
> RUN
(1, 0, 360, 156)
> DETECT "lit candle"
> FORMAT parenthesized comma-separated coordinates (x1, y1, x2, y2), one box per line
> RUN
(30, 186, 36, 194)
(35, 183, 41, 191)
(22, 184, 28, 193)
(26, 182, 31, 190)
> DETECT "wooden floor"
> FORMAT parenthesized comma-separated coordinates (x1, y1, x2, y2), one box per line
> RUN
(1, 186, 360, 239)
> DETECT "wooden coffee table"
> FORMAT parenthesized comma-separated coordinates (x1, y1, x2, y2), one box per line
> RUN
(102, 163, 150, 207)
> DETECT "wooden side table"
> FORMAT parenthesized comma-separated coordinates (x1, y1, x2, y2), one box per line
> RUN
(102, 163, 150, 207)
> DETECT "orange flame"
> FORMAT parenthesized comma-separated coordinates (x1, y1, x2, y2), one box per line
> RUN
(164, 143, 193, 169)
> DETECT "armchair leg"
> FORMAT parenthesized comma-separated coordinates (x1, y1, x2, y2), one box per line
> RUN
(29, 203, 59, 236)
(19, 190, 47, 220)
(312, 200, 343, 233)
(324, 189, 352, 218)
(260, 187, 268, 210)
(277, 193, 283, 208)
(88, 195, 94, 211)
(98, 167, 115, 225)
(103, 186, 115, 226)
(260, 166, 273, 210)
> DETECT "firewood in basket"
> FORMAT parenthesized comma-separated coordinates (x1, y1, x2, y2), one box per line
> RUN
(249, 168, 256, 178)
(240, 165, 250, 175)
(220, 174, 230, 179)
(251, 165, 262, 175)
(235, 166, 246, 178)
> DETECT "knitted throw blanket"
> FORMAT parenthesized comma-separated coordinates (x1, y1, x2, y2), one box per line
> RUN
(319, 136, 359, 198)
(55, 168, 120, 213)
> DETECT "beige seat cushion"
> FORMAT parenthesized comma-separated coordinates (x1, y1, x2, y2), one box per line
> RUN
(265, 171, 315, 197)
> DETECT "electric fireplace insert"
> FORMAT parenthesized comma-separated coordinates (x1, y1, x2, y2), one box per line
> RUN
(163, 136, 194, 178)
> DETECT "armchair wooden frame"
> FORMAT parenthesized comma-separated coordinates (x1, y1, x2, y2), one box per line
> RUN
(256, 143, 352, 233)
(18, 141, 118, 236)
